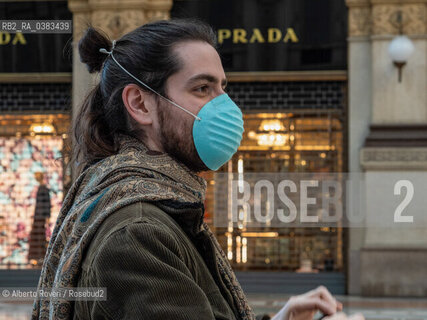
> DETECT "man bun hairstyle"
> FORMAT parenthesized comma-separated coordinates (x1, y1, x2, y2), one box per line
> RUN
(78, 27, 112, 73)
(66, 18, 217, 178)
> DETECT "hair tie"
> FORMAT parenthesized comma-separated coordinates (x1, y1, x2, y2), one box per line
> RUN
(99, 39, 116, 55)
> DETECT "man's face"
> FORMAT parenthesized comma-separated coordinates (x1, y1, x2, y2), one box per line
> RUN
(156, 41, 228, 173)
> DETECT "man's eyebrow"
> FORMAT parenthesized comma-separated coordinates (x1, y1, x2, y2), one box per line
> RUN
(187, 73, 228, 87)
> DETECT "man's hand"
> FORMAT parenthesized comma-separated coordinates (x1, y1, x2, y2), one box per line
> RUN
(270, 286, 364, 320)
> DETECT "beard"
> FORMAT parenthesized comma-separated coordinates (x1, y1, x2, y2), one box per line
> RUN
(157, 98, 209, 173)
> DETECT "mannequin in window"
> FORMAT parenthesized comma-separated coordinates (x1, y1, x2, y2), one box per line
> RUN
(28, 171, 51, 266)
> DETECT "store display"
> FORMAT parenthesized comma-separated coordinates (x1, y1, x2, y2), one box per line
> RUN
(214, 113, 344, 271)
(0, 136, 63, 269)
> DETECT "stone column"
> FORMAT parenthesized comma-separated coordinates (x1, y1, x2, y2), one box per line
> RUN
(67, 0, 172, 181)
(346, 0, 372, 296)
(347, 0, 427, 296)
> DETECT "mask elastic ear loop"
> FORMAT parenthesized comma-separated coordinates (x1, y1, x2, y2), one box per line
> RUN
(99, 41, 201, 121)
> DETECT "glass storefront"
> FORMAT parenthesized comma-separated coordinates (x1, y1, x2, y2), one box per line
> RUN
(202, 109, 345, 273)
(0, 0, 72, 271)
(0, 92, 346, 275)
(0, 114, 71, 269)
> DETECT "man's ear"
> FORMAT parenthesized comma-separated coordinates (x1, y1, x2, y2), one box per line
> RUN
(122, 84, 153, 125)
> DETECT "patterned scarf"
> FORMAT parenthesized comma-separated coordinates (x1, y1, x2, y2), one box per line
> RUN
(31, 133, 254, 320)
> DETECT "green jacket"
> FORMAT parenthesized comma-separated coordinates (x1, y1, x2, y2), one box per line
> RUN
(73, 200, 267, 320)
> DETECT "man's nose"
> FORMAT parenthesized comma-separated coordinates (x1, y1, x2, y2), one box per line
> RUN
(213, 87, 227, 98)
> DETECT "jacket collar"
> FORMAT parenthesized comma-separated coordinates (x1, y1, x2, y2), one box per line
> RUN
(152, 199, 205, 237)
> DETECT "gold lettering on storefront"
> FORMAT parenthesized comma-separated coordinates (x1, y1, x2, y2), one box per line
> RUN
(283, 28, 298, 43)
(218, 28, 299, 44)
(233, 29, 248, 43)
(0, 32, 27, 45)
(249, 28, 265, 43)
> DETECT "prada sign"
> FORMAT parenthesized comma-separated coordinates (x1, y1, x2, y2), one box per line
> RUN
(171, 0, 347, 72)
(217, 28, 299, 44)
(0, 32, 27, 46)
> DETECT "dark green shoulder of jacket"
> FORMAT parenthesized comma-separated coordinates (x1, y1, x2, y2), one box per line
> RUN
(75, 201, 229, 320)
(81, 201, 192, 270)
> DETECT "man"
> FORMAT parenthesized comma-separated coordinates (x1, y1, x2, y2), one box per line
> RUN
(32, 19, 363, 320)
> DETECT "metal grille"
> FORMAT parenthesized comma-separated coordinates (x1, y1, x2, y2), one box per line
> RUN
(226, 81, 345, 112)
(0, 83, 71, 113)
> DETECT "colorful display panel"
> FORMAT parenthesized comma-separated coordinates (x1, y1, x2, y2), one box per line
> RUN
(0, 136, 63, 268)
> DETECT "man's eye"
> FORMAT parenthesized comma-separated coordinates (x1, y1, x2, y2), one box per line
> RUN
(195, 85, 209, 93)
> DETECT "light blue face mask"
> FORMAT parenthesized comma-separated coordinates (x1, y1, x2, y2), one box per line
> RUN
(100, 41, 244, 171)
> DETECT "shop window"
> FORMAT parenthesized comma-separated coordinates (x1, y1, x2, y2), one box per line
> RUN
(0, 114, 70, 269)
(202, 111, 345, 272)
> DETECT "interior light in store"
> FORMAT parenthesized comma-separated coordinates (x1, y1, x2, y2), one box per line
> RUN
(238, 157, 244, 192)
(248, 119, 288, 147)
(242, 237, 247, 263)
(238, 209, 245, 221)
(240, 232, 279, 237)
(236, 236, 241, 263)
(29, 122, 56, 135)
(227, 233, 233, 260)
(238, 158, 244, 173)
(260, 119, 285, 131)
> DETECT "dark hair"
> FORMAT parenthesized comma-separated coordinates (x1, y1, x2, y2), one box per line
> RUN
(66, 18, 217, 177)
